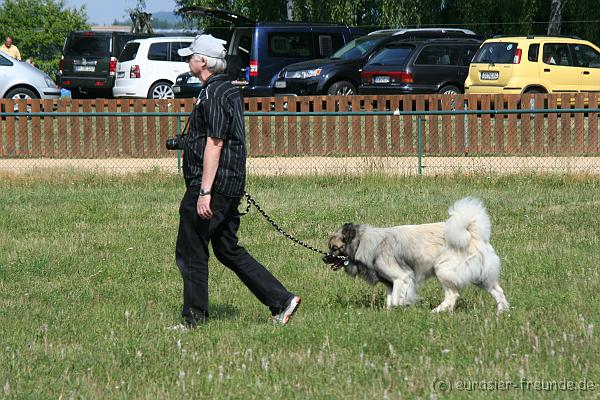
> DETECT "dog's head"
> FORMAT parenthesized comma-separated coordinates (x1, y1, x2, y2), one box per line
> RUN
(323, 223, 358, 271)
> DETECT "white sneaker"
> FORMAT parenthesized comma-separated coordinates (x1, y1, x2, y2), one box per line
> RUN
(273, 296, 301, 325)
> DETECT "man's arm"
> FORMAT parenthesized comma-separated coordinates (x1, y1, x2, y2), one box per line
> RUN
(196, 137, 223, 219)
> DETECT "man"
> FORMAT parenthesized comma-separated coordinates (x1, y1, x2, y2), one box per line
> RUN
(0, 36, 21, 60)
(174, 35, 301, 327)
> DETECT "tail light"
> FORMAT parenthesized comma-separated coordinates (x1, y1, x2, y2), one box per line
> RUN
(396, 71, 414, 83)
(361, 70, 414, 84)
(249, 60, 258, 77)
(59, 56, 64, 74)
(513, 48, 522, 64)
(130, 65, 141, 79)
(109, 57, 117, 76)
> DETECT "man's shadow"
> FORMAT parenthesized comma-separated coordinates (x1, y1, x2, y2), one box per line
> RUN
(208, 303, 239, 320)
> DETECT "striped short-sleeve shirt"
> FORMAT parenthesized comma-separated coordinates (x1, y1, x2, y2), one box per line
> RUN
(182, 74, 246, 197)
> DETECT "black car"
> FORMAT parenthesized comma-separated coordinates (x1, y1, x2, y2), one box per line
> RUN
(359, 37, 482, 95)
(172, 71, 201, 98)
(272, 28, 481, 96)
(180, 7, 367, 97)
(58, 30, 163, 98)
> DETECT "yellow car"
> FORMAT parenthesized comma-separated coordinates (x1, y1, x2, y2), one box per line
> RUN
(465, 36, 600, 94)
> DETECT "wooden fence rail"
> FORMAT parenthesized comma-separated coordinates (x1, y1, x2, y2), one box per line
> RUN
(1, 94, 599, 158)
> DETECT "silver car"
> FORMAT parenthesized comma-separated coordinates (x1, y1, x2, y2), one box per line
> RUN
(0, 52, 61, 99)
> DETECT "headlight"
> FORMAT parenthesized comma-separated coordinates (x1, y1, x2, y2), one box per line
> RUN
(187, 76, 201, 84)
(44, 76, 58, 88)
(286, 69, 322, 79)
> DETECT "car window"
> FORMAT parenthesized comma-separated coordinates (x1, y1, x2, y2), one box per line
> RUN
(571, 44, 600, 68)
(542, 43, 573, 66)
(415, 45, 458, 66)
(331, 35, 386, 60)
(228, 28, 252, 56)
(119, 42, 140, 62)
(268, 32, 313, 58)
(316, 33, 344, 57)
(170, 42, 191, 62)
(148, 42, 169, 61)
(0, 53, 12, 66)
(473, 42, 517, 64)
(461, 46, 478, 65)
(527, 44, 539, 62)
(65, 35, 111, 58)
(368, 45, 415, 66)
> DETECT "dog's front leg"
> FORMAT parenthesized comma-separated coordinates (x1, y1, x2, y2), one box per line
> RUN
(391, 278, 416, 307)
(385, 284, 393, 309)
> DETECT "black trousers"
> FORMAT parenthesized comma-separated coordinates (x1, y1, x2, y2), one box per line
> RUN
(176, 186, 293, 323)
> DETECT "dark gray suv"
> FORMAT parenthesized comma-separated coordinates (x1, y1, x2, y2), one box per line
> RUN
(359, 37, 482, 95)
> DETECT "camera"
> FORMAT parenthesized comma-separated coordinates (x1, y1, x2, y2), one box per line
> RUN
(165, 135, 184, 150)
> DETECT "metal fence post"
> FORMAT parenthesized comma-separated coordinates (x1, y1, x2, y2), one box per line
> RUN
(176, 117, 182, 175)
(417, 114, 423, 175)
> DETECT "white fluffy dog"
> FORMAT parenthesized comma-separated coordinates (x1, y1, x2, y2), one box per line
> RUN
(324, 198, 509, 313)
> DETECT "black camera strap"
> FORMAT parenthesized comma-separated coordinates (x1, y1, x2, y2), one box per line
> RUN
(179, 115, 192, 138)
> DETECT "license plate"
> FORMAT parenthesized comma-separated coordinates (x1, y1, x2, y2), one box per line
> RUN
(117, 71, 125, 78)
(173, 86, 181, 93)
(74, 65, 95, 72)
(373, 76, 390, 84)
(275, 81, 286, 88)
(480, 71, 499, 80)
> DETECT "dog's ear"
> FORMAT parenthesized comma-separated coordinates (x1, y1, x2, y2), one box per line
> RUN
(341, 223, 356, 243)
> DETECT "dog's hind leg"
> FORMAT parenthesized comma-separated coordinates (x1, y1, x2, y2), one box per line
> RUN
(482, 283, 509, 313)
(432, 280, 460, 313)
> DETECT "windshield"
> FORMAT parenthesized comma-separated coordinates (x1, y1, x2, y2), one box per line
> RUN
(368, 45, 414, 66)
(118, 42, 140, 62)
(65, 35, 111, 58)
(473, 42, 517, 64)
(331, 35, 387, 60)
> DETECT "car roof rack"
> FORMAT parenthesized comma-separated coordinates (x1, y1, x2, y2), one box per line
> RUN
(369, 28, 477, 36)
(492, 34, 583, 40)
(385, 37, 482, 46)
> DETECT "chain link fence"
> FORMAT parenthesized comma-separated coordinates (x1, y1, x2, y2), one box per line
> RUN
(1, 95, 599, 176)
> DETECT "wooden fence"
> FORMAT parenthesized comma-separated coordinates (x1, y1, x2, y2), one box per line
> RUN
(0, 94, 599, 158)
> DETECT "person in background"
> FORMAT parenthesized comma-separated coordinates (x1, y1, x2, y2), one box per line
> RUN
(0, 36, 21, 60)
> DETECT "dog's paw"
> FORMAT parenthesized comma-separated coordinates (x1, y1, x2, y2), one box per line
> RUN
(431, 304, 454, 313)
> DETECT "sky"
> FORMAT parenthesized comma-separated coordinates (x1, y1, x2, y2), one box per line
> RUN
(62, 0, 177, 25)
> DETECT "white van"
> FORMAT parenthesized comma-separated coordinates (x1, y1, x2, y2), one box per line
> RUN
(113, 36, 194, 99)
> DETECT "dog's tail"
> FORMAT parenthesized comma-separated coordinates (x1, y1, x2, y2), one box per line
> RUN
(444, 197, 492, 250)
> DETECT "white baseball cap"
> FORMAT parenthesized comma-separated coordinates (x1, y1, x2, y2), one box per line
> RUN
(178, 34, 227, 59)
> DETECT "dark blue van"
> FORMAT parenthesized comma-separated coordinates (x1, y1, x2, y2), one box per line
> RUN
(179, 7, 367, 97)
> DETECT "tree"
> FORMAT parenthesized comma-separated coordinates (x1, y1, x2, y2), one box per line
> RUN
(0, 0, 89, 76)
(129, 0, 153, 33)
(547, 0, 566, 35)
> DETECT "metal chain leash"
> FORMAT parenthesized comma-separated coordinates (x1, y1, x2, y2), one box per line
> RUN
(240, 192, 331, 257)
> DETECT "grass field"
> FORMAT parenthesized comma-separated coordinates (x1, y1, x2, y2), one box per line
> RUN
(1, 172, 599, 399)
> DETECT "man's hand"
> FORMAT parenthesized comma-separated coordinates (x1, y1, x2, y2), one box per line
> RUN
(197, 194, 212, 219)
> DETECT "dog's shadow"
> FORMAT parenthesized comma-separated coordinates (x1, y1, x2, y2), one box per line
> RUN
(335, 290, 386, 309)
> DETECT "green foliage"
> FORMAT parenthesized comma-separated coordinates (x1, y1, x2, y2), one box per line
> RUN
(174, 0, 600, 44)
(1, 173, 599, 397)
(0, 0, 89, 76)
(379, 0, 421, 28)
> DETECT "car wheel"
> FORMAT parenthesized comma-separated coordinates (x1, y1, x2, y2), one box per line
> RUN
(148, 82, 175, 99)
(524, 88, 543, 94)
(438, 85, 461, 95)
(5, 87, 38, 100)
(327, 81, 356, 96)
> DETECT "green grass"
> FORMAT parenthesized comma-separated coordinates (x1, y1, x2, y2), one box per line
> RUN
(1, 172, 599, 399)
